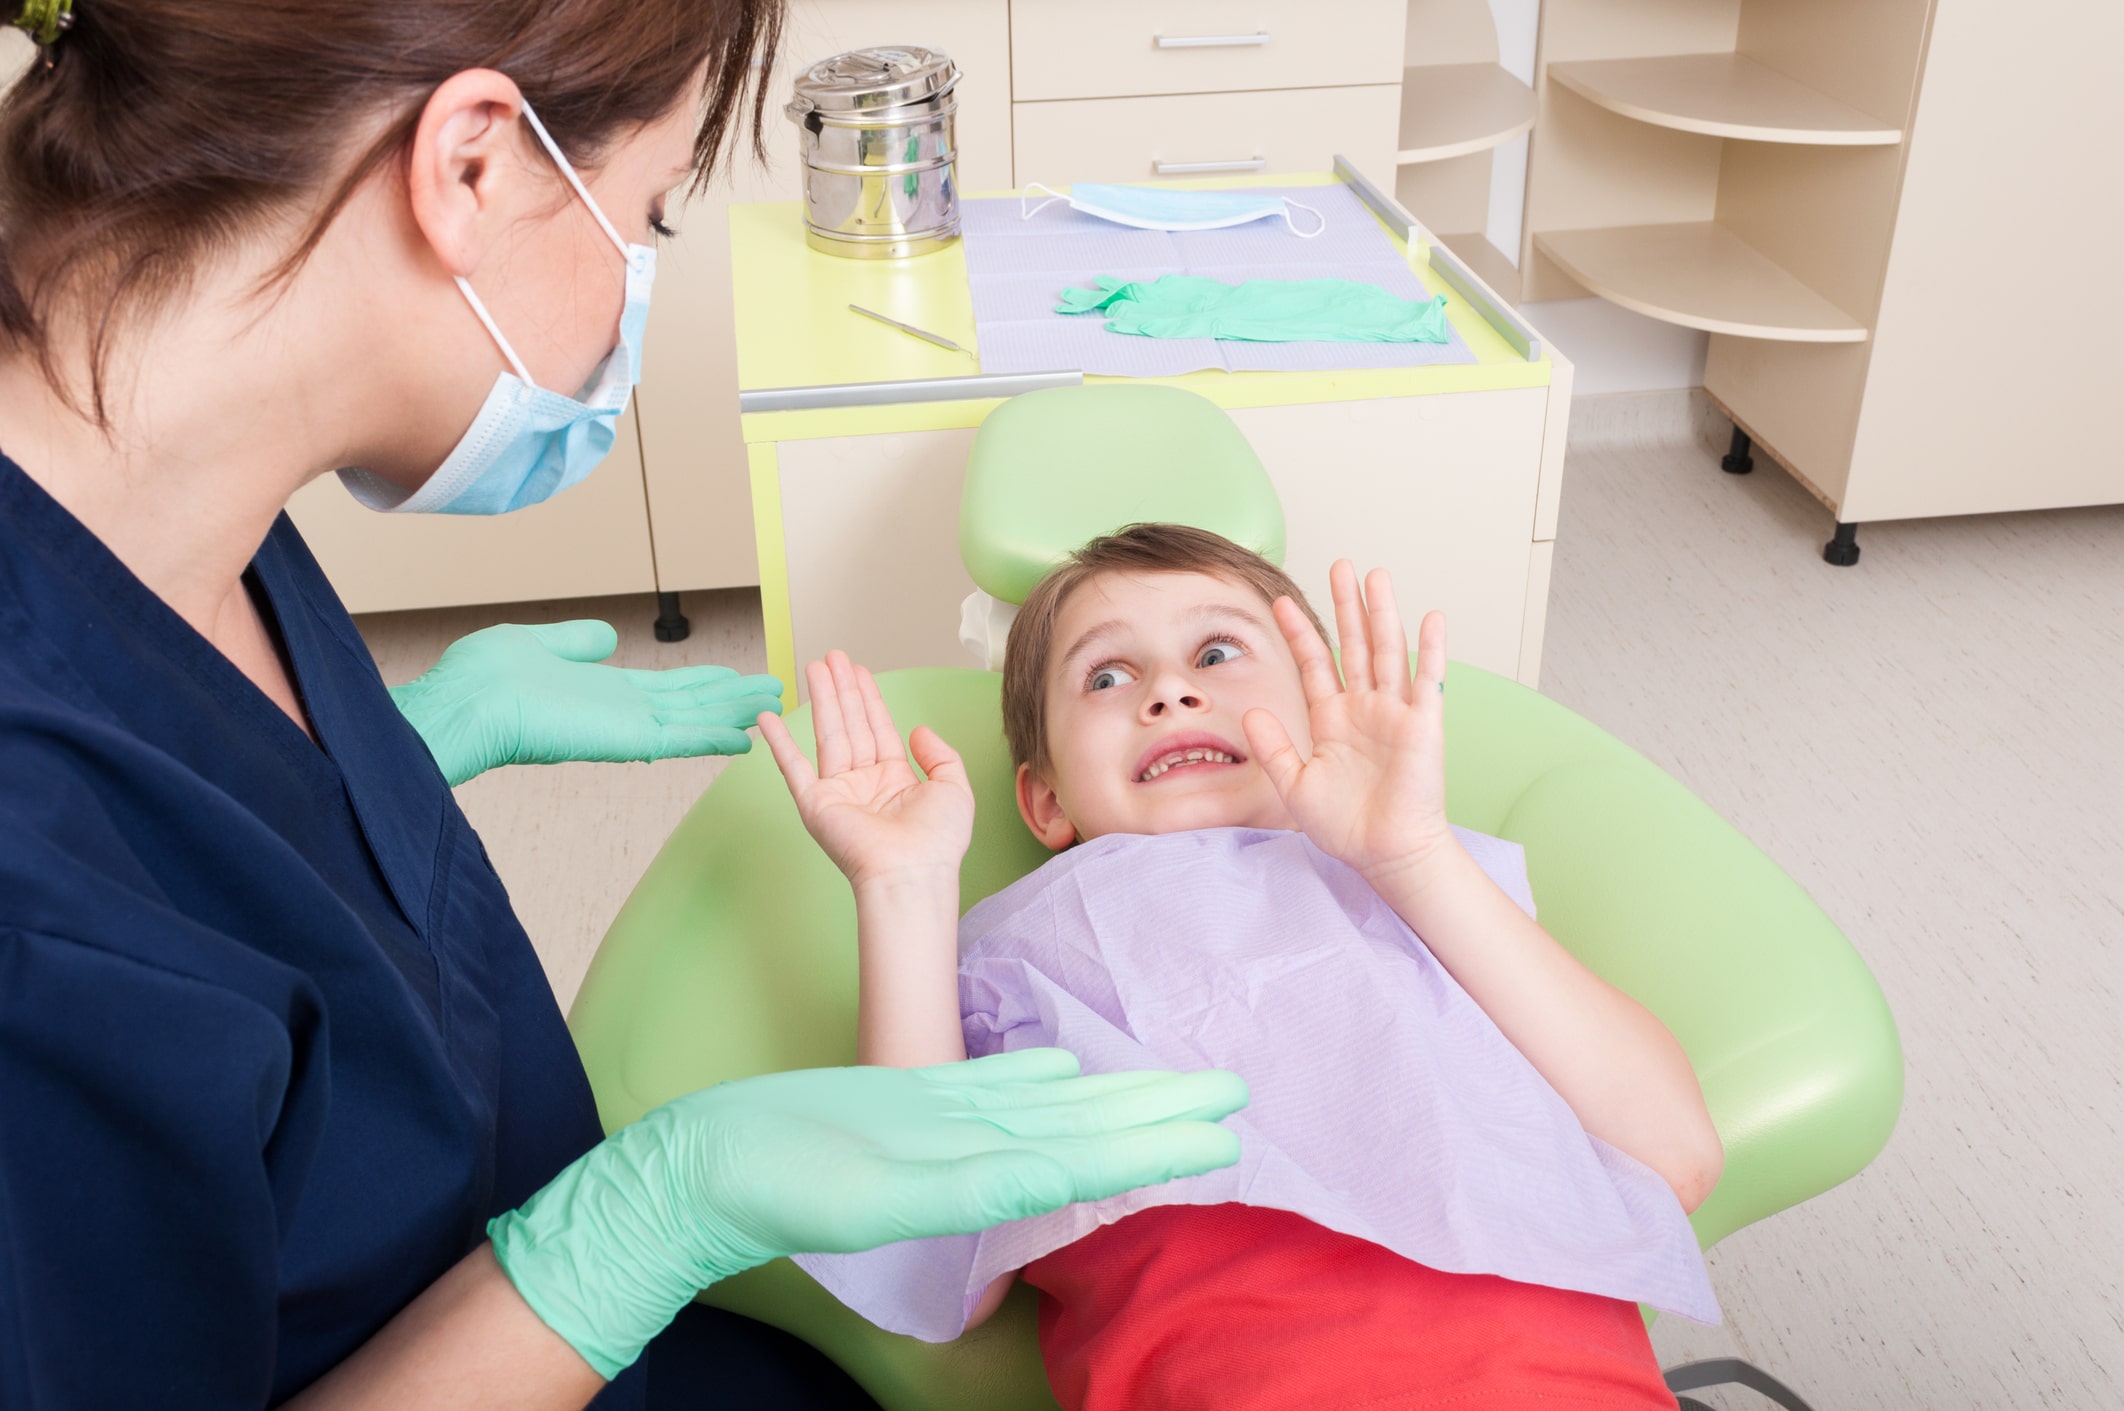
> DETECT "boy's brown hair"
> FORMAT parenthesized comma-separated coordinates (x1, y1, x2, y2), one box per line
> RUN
(1001, 523, 1327, 773)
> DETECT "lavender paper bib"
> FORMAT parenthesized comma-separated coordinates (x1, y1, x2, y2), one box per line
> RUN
(795, 826, 1720, 1339)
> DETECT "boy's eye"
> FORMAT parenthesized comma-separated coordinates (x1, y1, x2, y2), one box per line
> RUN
(1198, 641, 1246, 668)
(1088, 664, 1137, 691)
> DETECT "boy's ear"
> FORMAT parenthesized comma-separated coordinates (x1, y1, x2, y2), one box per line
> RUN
(1015, 763, 1078, 851)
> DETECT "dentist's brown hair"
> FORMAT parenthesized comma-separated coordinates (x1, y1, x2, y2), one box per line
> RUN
(0, 0, 785, 422)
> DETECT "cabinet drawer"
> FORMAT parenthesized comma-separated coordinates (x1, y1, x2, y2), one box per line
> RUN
(1011, 0, 1404, 102)
(1012, 85, 1401, 189)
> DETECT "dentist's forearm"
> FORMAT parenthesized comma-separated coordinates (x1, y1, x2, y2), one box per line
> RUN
(852, 868, 968, 1068)
(1370, 841, 1724, 1210)
(285, 1246, 602, 1411)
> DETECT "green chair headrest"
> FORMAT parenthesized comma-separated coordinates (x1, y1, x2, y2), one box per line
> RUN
(958, 384, 1286, 604)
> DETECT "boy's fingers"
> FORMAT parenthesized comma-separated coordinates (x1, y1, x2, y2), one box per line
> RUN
(1241, 706, 1305, 801)
(806, 659, 849, 776)
(1364, 568, 1411, 699)
(855, 664, 905, 766)
(1329, 560, 1371, 693)
(757, 711, 818, 797)
(827, 651, 877, 769)
(1274, 596, 1342, 705)
(1413, 611, 1448, 701)
(909, 725, 969, 790)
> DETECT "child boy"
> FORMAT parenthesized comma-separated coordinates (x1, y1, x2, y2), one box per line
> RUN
(759, 524, 1723, 1410)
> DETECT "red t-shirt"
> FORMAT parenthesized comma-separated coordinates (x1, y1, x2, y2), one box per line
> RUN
(1022, 1204, 1679, 1411)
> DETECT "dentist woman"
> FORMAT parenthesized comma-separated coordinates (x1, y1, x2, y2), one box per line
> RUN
(0, 2, 1246, 1407)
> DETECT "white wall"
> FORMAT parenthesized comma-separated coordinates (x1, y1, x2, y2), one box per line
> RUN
(1521, 297, 1708, 395)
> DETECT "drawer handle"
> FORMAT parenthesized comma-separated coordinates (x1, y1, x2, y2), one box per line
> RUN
(1152, 157, 1268, 175)
(1154, 31, 1271, 49)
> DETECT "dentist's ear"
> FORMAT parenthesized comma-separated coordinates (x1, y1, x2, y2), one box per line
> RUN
(405, 67, 532, 280)
(1015, 763, 1078, 852)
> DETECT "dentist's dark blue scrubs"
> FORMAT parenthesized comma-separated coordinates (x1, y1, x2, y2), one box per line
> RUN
(0, 455, 872, 1410)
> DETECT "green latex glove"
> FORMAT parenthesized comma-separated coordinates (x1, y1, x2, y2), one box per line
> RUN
(1057, 274, 1451, 343)
(489, 1049, 1247, 1378)
(389, 621, 783, 787)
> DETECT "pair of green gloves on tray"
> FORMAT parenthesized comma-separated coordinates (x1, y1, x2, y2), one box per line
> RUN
(389, 622, 1252, 1379)
(1058, 273, 1451, 343)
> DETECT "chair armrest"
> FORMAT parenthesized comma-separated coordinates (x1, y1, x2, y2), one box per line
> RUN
(1495, 760, 1904, 1248)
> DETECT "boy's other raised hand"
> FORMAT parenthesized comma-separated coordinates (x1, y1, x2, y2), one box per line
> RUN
(1241, 561, 1454, 888)
(758, 652, 976, 890)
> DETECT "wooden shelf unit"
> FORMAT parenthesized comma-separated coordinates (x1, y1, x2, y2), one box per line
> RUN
(1547, 54, 1903, 148)
(1392, 0, 1539, 293)
(1534, 223, 1867, 343)
(1516, 0, 2122, 547)
(1397, 63, 1537, 165)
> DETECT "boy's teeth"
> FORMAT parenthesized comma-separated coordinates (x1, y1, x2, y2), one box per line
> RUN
(1140, 748, 1236, 780)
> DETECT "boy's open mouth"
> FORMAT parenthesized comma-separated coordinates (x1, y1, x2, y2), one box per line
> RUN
(1134, 733, 1248, 783)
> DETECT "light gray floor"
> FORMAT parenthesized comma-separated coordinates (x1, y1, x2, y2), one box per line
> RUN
(355, 391, 2122, 1409)
(1546, 395, 2122, 1410)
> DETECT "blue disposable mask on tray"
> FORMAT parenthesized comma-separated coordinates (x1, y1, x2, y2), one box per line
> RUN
(1021, 181, 1326, 237)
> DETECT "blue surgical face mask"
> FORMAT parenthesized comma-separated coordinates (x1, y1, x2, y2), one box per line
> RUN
(1021, 181, 1326, 237)
(340, 102, 657, 516)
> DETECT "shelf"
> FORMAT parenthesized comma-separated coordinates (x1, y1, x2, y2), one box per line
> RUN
(1534, 223, 1868, 342)
(1547, 54, 1903, 147)
(1397, 63, 1538, 165)
(1437, 232, 1520, 306)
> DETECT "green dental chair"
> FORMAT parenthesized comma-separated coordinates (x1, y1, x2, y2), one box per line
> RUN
(568, 385, 1903, 1411)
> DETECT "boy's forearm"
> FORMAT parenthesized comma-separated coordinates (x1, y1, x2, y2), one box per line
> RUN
(1370, 840, 1724, 1210)
(852, 868, 968, 1068)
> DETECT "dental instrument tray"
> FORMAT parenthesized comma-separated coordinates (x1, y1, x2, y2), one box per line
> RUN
(957, 183, 1477, 378)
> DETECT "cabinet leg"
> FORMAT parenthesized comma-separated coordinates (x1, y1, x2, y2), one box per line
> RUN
(1720, 425, 1755, 474)
(1822, 521, 1861, 567)
(653, 591, 691, 642)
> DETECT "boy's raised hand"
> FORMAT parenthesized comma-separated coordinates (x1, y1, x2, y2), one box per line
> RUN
(1241, 562, 1454, 889)
(759, 651, 975, 890)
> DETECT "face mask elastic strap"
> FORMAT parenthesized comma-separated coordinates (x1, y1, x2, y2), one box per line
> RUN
(1282, 199, 1328, 239)
(454, 276, 538, 388)
(1020, 181, 1070, 220)
(519, 100, 631, 259)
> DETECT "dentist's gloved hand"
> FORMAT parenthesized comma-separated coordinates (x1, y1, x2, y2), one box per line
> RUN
(389, 620, 783, 787)
(489, 1049, 1247, 1378)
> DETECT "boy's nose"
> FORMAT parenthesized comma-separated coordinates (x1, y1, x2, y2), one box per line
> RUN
(1143, 671, 1206, 718)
